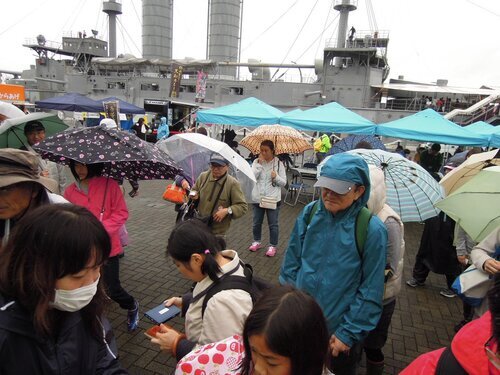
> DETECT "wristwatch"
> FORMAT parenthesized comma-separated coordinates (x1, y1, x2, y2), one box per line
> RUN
(227, 207, 233, 215)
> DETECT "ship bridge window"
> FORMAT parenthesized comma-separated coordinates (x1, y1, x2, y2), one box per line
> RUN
(180, 85, 196, 93)
(108, 81, 126, 90)
(141, 83, 159, 91)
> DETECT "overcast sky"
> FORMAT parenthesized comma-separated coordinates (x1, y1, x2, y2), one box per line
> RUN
(1, 0, 499, 87)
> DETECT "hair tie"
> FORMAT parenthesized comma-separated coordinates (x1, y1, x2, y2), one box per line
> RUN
(204, 249, 210, 255)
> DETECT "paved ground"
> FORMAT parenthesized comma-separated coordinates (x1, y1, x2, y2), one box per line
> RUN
(107, 179, 463, 374)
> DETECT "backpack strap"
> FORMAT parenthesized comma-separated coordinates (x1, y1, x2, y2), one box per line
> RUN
(305, 201, 371, 258)
(355, 207, 372, 258)
(435, 347, 467, 375)
(201, 275, 252, 318)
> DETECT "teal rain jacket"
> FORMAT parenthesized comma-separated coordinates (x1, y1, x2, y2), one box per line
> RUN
(279, 153, 387, 347)
(157, 117, 169, 140)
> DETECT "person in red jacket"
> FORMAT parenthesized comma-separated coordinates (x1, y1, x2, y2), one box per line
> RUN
(401, 272, 500, 374)
(64, 161, 139, 332)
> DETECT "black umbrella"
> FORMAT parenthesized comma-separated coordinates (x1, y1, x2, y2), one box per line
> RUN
(33, 125, 182, 181)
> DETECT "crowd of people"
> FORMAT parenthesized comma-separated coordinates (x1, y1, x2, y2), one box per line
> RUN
(0, 111, 498, 375)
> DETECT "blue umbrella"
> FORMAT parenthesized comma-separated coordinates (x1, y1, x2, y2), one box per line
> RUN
(346, 149, 444, 222)
(327, 135, 386, 155)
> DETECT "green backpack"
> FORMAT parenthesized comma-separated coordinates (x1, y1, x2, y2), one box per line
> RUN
(305, 200, 372, 258)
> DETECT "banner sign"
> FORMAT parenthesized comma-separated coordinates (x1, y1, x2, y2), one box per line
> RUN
(195, 71, 207, 103)
(0, 84, 25, 102)
(169, 64, 184, 98)
(103, 100, 120, 126)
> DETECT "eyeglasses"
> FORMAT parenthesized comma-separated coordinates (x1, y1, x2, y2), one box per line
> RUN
(485, 335, 500, 370)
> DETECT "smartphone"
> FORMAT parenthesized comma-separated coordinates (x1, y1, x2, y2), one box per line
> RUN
(144, 325, 162, 340)
(144, 303, 181, 324)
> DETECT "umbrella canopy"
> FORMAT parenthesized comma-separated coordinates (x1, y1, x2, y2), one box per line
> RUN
(376, 109, 487, 146)
(435, 166, 500, 242)
(0, 112, 69, 148)
(197, 97, 284, 126)
(240, 124, 312, 155)
(33, 125, 181, 181)
(156, 133, 256, 202)
(35, 93, 103, 112)
(465, 121, 497, 136)
(342, 149, 444, 222)
(0, 102, 25, 120)
(98, 97, 145, 114)
(439, 149, 500, 195)
(327, 135, 386, 155)
(280, 102, 376, 134)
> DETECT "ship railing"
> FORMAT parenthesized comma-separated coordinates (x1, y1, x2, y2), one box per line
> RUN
(325, 30, 389, 49)
(24, 38, 62, 50)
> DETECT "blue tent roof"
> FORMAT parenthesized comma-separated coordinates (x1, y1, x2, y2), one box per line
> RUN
(98, 97, 145, 114)
(197, 97, 284, 126)
(376, 109, 488, 146)
(280, 102, 376, 134)
(35, 93, 103, 112)
(465, 121, 497, 135)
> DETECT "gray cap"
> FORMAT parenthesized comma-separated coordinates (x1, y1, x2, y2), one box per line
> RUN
(0, 148, 57, 192)
(209, 153, 229, 166)
(314, 176, 355, 195)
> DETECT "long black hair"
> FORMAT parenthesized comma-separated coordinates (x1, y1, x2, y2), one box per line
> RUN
(167, 219, 223, 282)
(0, 204, 111, 338)
(240, 285, 329, 375)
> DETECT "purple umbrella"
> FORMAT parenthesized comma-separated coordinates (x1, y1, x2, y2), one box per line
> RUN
(33, 125, 182, 181)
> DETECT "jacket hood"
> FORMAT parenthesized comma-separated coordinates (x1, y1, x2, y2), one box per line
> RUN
(160, 117, 167, 125)
(319, 153, 371, 210)
(0, 294, 42, 340)
(367, 165, 386, 215)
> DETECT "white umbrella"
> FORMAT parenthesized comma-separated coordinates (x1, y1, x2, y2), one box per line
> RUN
(0, 102, 25, 121)
(157, 133, 256, 202)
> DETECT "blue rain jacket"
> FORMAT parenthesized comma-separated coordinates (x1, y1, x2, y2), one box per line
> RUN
(157, 117, 169, 140)
(279, 153, 387, 347)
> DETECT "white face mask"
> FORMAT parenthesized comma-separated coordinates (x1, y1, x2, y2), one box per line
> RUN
(51, 277, 99, 312)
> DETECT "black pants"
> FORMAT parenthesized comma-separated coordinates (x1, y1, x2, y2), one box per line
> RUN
(412, 254, 460, 289)
(363, 300, 397, 362)
(103, 256, 135, 310)
(327, 341, 362, 375)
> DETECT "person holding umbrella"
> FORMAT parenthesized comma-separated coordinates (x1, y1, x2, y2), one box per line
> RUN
(248, 140, 287, 257)
(64, 161, 140, 332)
(20, 120, 67, 194)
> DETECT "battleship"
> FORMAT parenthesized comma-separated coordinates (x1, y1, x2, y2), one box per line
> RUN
(2, 0, 499, 128)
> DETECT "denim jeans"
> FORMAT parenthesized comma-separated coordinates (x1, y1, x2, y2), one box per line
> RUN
(252, 203, 280, 246)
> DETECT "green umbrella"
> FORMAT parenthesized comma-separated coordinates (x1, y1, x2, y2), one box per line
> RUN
(0, 112, 69, 148)
(435, 166, 500, 242)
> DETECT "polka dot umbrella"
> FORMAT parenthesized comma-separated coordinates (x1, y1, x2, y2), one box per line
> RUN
(33, 125, 182, 181)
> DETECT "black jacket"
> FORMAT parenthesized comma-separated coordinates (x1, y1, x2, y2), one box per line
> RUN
(0, 294, 128, 374)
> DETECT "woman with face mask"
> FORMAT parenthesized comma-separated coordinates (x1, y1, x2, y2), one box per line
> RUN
(0, 204, 127, 374)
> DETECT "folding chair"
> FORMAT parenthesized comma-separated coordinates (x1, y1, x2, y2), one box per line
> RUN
(283, 169, 313, 206)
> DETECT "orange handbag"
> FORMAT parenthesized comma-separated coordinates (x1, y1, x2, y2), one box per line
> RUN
(162, 183, 187, 204)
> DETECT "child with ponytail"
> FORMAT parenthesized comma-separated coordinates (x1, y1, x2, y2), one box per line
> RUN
(150, 219, 253, 361)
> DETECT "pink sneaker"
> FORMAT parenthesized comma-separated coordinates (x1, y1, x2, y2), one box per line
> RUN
(265, 246, 277, 257)
(248, 242, 262, 252)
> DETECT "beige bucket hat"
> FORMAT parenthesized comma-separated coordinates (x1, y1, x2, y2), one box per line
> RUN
(0, 148, 58, 192)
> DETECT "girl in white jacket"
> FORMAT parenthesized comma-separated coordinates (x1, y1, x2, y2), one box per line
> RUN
(151, 219, 253, 360)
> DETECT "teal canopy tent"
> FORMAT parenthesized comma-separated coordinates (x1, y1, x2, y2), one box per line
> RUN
(197, 97, 283, 126)
(465, 121, 497, 136)
(376, 109, 488, 146)
(490, 128, 500, 148)
(280, 102, 376, 134)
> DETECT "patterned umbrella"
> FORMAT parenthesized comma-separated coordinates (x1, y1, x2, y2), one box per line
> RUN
(33, 125, 182, 181)
(240, 124, 312, 155)
(345, 149, 445, 222)
(327, 134, 386, 155)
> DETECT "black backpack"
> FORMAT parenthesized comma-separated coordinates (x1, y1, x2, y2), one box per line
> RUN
(201, 262, 272, 317)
